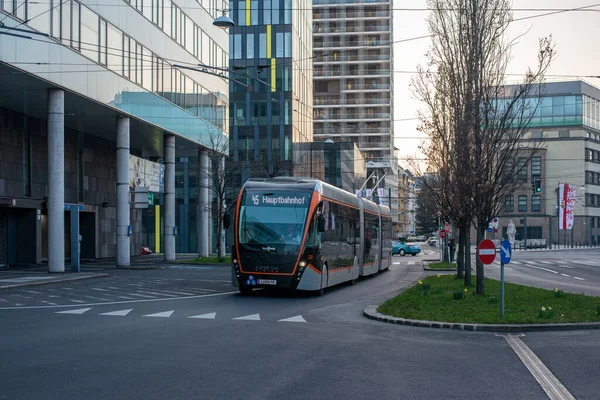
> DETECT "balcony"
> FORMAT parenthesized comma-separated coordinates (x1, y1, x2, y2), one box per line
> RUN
(342, 83, 391, 91)
(313, 54, 390, 64)
(313, 25, 391, 35)
(314, 11, 389, 19)
(313, 0, 390, 6)
(314, 38, 391, 49)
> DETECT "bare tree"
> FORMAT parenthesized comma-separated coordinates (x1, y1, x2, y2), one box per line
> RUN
(196, 130, 247, 260)
(413, 0, 554, 293)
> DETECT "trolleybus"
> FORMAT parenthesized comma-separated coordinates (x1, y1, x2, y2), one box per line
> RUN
(225, 177, 393, 295)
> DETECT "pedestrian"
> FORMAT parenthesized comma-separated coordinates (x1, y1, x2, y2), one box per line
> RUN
(449, 238, 456, 262)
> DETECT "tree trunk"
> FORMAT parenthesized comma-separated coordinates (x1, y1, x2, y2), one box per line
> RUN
(456, 224, 465, 278)
(476, 222, 486, 294)
(464, 226, 472, 286)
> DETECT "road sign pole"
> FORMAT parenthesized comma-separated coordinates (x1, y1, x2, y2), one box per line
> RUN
(500, 261, 505, 319)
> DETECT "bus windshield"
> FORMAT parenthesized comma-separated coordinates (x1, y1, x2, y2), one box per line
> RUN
(238, 190, 312, 247)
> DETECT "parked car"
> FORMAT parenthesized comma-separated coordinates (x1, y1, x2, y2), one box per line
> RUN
(427, 236, 438, 246)
(392, 241, 421, 256)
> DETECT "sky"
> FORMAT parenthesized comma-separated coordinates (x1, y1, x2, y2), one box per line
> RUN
(392, 0, 600, 172)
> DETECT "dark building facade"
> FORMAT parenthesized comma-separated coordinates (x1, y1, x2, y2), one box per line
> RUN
(228, 0, 313, 180)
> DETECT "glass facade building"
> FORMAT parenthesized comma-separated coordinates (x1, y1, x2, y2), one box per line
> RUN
(228, 0, 313, 179)
(0, 0, 230, 263)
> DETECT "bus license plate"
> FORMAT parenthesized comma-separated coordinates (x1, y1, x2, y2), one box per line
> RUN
(257, 279, 277, 285)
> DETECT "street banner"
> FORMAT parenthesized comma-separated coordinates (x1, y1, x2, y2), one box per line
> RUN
(377, 188, 387, 206)
(559, 183, 576, 230)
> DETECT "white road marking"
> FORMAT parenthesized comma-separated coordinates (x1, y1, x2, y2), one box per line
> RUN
(92, 288, 110, 292)
(100, 309, 133, 316)
(560, 274, 570, 277)
(41, 300, 58, 306)
(522, 264, 558, 274)
(70, 299, 85, 303)
(107, 287, 119, 290)
(128, 293, 156, 298)
(539, 261, 553, 265)
(0, 291, 236, 310)
(157, 290, 198, 296)
(188, 312, 217, 319)
(23, 290, 43, 294)
(141, 291, 178, 297)
(48, 295, 59, 298)
(393, 262, 400, 265)
(143, 310, 174, 318)
(117, 296, 136, 300)
(233, 313, 260, 321)
(278, 315, 306, 323)
(407, 262, 415, 265)
(0, 298, 8, 303)
(574, 277, 585, 281)
(500, 334, 575, 400)
(56, 307, 92, 315)
(511, 261, 521, 265)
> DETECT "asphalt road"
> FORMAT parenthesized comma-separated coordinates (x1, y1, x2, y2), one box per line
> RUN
(1, 249, 599, 399)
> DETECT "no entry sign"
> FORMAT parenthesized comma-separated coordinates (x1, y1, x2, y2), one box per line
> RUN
(478, 239, 496, 264)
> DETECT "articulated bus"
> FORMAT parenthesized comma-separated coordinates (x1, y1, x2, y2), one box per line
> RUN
(225, 177, 393, 295)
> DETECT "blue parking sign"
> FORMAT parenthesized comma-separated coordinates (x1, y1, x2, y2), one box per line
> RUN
(500, 240, 512, 264)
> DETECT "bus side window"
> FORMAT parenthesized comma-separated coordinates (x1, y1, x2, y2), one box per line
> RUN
(305, 212, 320, 248)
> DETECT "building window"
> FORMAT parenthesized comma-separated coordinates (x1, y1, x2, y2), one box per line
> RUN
(259, 32, 266, 58)
(559, 130, 570, 138)
(504, 195, 514, 212)
(263, 0, 270, 24)
(276, 32, 284, 57)
(237, 0, 245, 25)
(531, 156, 541, 178)
(247, 33, 254, 59)
(517, 158, 527, 180)
(518, 195, 527, 212)
(80, 5, 98, 62)
(532, 195, 541, 212)
(531, 131, 542, 139)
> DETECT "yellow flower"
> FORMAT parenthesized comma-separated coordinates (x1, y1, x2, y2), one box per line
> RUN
(548, 307, 552, 311)
(541, 307, 546, 312)
(418, 280, 423, 285)
(437, 274, 441, 278)
(464, 288, 468, 292)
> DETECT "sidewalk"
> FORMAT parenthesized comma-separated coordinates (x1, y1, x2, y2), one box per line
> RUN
(0, 266, 109, 289)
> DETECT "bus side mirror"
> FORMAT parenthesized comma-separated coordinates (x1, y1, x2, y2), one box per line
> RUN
(223, 212, 231, 229)
(317, 214, 325, 232)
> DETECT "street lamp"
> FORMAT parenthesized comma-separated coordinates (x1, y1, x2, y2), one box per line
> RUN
(213, 11, 235, 29)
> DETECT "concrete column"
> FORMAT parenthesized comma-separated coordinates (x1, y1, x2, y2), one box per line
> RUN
(116, 117, 130, 267)
(47, 89, 65, 273)
(164, 135, 176, 261)
(198, 150, 209, 257)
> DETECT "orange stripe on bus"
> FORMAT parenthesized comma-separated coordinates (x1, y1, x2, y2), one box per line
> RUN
(308, 263, 321, 275)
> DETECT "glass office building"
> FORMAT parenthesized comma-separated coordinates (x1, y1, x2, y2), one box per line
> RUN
(0, 0, 229, 265)
(228, 0, 313, 179)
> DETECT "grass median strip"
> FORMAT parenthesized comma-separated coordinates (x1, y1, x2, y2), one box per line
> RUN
(378, 275, 600, 324)
(426, 262, 456, 269)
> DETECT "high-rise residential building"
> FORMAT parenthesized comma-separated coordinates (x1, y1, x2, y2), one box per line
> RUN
(228, 0, 313, 181)
(312, 0, 398, 224)
(0, 0, 229, 267)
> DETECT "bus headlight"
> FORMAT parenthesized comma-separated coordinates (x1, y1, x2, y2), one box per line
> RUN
(298, 260, 307, 270)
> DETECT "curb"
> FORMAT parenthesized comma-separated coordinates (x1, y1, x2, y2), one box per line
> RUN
(422, 260, 456, 272)
(363, 305, 600, 332)
(0, 273, 109, 290)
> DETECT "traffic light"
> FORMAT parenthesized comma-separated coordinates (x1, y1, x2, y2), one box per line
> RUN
(532, 178, 541, 193)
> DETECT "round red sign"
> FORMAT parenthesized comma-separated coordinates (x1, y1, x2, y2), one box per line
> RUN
(439, 230, 446, 239)
(478, 239, 496, 264)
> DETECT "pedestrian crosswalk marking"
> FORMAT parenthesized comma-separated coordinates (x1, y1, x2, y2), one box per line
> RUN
(278, 315, 306, 323)
(188, 312, 217, 319)
(56, 307, 92, 315)
(143, 310, 174, 318)
(100, 309, 133, 316)
(233, 313, 260, 321)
